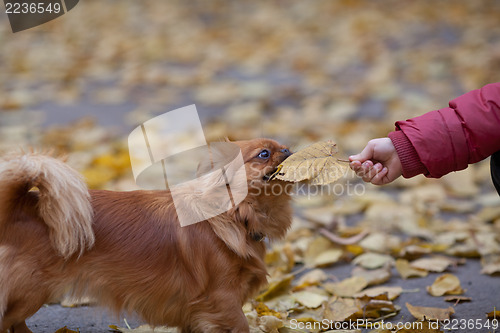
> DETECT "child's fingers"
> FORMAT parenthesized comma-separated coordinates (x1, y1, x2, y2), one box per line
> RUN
(349, 160, 362, 172)
(353, 160, 373, 179)
(370, 167, 388, 185)
(361, 162, 382, 182)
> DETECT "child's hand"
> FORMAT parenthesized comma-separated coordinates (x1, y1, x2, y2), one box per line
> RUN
(349, 138, 403, 185)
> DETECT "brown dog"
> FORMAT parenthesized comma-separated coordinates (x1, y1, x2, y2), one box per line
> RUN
(0, 138, 292, 333)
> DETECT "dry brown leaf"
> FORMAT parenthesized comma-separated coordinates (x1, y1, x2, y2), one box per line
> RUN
(256, 275, 294, 302)
(274, 140, 347, 185)
(54, 327, 79, 333)
(395, 259, 428, 279)
(486, 310, 500, 319)
(313, 249, 343, 267)
(427, 274, 464, 297)
(443, 296, 471, 303)
(410, 257, 454, 273)
(351, 265, 391, 286)
(292, 291, 328, 308)
(295, 269, 327, 289)
(254, 302, 282, 318)
(481, 254, 500, 275)
(258, 315, 284, 332)
(359, 233, 401, 253)
(319, 228, 368, 246)
(304, 237, 335, 261)
(354, 286, 403, 301)
(356, 294, 397, 318)
(352, 252, 394, 270)
(406, 302, 455, 321)
(324, 276, 368, 297)
(399, 245, 432, 260)
(323, 297, 359, 322)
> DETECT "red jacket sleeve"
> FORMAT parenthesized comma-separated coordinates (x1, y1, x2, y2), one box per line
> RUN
(388, 82, 500, 178)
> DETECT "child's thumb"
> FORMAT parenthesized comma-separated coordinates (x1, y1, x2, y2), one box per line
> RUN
(349, 144, 374, 163)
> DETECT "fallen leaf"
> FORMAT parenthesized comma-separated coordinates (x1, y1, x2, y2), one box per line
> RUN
(354, 286, 402, 301)
(410, 257, 454, 273)
(258, 315, 284, 332)
(294, 269, 327, 289)
(444, 296, 471, 303)
(427, 274, 464, 297)
(359, 233, 401, 253)
(399, 245, 432, 260)
(486, 310, 500, 319)
(54, 327, 79, 333)
(254, 302, 282, 318)
(274, 140, 348, 185)
(319, 228, 368, 246)
(351, 265, 391, 286)
(323, 297, 359, 322)
(324, 276, 368, 297)
(352, 252, 394, 269)
(292, 291, 328, 308)
(256, 275, 294, 302)
(395, 259, 428, 279)
(356, 294, 397, 318)
(312, 249, 343, 267)
(406, 302, 455, 321)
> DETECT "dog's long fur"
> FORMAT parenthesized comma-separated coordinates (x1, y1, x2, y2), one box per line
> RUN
(0, 139, 292, 333)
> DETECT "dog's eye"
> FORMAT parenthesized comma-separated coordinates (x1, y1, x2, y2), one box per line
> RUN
(257, 149, 271, 159)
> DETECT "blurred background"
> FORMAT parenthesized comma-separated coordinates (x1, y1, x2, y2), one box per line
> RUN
(1, 1, 500, 332)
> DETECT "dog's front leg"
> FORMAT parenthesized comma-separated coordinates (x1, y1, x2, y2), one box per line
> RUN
(6, 322, 32, 333)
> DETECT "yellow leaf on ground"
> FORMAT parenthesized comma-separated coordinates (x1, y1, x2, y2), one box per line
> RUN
(258, 315, 284, 332)
(324, 276, 368, 297)
(352, 252, 394, 269)
(274, 140, 347, 185)
(427, 274, 464, 297)
(487, 310, 500, 319)
(255, 302, 282, 318)
(352, 265, 391, 286)
(295, 269, 328, 289)
(410, 257, 454, 273)
(444, 296, 471, 303)
(395, 259, 428, 279)
(55, 327, 79, 333)
(313, 249, 343, 267)
(256, 275, 294, 302)
(292, 291, 328, 308)
(323, 298, 359, 322)
(406, 302, 455, 321)
(480, 253, 500, 275)
(354, 286, 403, 301)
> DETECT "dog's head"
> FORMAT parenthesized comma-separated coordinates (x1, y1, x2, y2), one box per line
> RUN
(233, 138, 292, 189)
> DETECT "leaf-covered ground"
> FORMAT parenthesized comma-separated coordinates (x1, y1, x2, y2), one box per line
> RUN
(1, 1, 500, 332)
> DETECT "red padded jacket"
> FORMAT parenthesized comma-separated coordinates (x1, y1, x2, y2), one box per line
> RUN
(388, 82, 500, 179)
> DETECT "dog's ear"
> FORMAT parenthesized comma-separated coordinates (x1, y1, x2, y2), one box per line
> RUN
(208, 215, 249, 257)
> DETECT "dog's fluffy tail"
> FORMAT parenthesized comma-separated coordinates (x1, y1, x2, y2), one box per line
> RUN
(0, 152, 94, 258)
